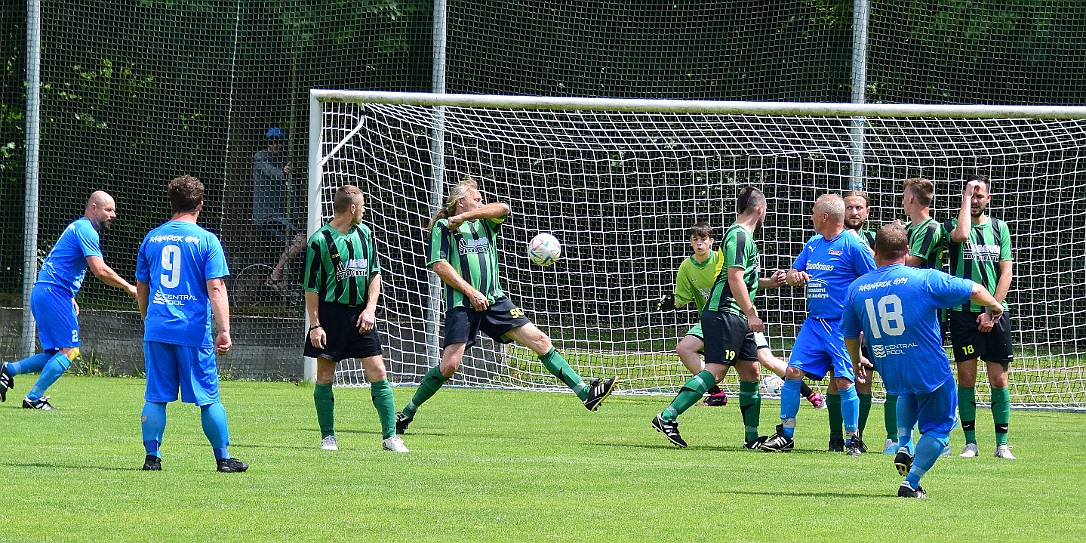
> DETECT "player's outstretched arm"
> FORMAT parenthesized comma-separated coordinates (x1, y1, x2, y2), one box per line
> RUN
(759, 269, 787, 290)
(970, 282, 1004, 322)
(86, 255, 137, 297)
(447, 202, 511, 230)
(786, 268, 809, 287)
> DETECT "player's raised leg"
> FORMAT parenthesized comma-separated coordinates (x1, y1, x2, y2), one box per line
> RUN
(505, 322, 616, 411)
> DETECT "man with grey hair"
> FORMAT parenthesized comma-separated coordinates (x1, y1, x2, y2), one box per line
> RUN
(762, 194, 876, 455)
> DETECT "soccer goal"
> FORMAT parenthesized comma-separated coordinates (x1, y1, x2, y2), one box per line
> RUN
(309, 90, 1086, 411)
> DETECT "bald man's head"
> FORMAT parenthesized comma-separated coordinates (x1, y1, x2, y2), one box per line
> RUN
(84, 191, 118, 231)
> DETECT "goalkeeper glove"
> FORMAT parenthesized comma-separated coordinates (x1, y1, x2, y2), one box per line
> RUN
(657, 293, 676, 311)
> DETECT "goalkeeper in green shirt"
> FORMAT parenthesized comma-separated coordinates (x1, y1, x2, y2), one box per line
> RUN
(658, 222, 824, 409)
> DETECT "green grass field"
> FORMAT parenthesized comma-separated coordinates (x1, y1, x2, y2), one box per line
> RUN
(4, 376, 1086, 542)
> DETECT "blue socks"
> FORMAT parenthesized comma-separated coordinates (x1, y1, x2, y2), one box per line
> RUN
(906, 434, 949, 489)
(838, 383, 859, 434)
(201, 402, 232, 460)
(141, 402, 168, 457)
(7, 352, 51, 376)
(780, 378, 803, 438)
(896, 394, 919, 455)
(143, 401, 233, 460)
(27, 351, 71, 401)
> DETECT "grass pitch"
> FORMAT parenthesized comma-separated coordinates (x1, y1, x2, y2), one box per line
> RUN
(3, 376, 1085, 542)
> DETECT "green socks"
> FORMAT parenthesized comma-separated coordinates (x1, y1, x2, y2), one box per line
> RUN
(884, 393, 898, 440)
(403, 364, 449, 418)
(992, 386, 1010, 446)
(857, 392, 872, 437)
(739, 380, 761, 442)
(314, 383, 335, 438)
(959, 385, 977, 444)
(370, 379, 396, 439)
(827, 392, 843, 440)
(540, 348, 588, 400)
(662, 370, 715, 421)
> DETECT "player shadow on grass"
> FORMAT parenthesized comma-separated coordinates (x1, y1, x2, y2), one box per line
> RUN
(725, 488, 888, 499)
(614, 442, 828, 454)
(0, 461, 139, 472)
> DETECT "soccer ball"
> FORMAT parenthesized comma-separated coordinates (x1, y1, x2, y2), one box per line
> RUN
(761, 374, 784, 396)
(527, 233, 561, 266)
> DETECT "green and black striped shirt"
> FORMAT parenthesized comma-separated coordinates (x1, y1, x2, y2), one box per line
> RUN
(943, 217, 1012, 312)
(906, 217, 945, 269)
(704, 222, 759, 316)
(428, 216, 507, 308)
(302, 223, 381, 306)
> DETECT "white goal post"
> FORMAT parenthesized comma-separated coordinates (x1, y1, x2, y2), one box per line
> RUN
(309, 90, 1086, 411)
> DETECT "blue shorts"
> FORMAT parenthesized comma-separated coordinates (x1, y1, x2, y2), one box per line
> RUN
(788, 317, 853, 382)
(897, 376, 958, 439)
(143, 341, 220, 406)
(31, 284, 79, 351)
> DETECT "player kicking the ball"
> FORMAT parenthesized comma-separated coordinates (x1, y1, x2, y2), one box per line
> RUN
(395, 176, 617, 436)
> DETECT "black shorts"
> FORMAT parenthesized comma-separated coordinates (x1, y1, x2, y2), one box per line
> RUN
(442, 296, 531, 349)
(700, 310, 758, 366)
(303, 301, 383, 362)
(948, 310, 1014, 367)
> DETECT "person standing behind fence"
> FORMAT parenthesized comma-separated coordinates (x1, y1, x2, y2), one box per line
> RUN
(136, 175, 247, 472)
(0, 191, 137, 410)
(252, 127, 306, 289)
(303, 185, 407, 453)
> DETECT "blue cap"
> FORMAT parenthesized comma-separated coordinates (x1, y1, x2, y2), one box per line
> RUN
(266, 127, 285, 139)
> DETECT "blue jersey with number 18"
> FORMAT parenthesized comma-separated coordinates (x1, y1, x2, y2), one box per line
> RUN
(841, 263, 973, 395)
(136, 220, 229, 348)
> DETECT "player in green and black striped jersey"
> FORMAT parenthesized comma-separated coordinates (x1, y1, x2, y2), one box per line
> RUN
(903, 178, 945, 269)
(396, 176, 617, 436)
(303, 185, 407, 453)
(658, 223, 820, 409)
(652, 187, 786, 449)
(944, 174, 1016, 459)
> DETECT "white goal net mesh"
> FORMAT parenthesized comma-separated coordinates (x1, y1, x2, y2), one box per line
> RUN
(314, 95, 1086, 410)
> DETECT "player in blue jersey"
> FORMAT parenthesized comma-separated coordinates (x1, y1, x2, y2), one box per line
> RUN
(842, 222, 1003, 498)
(135, 176, 247, 473)
(0, 192, 137, 409)
(762, 194, 876, 454)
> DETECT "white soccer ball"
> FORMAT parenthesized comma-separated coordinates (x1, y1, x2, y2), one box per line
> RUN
(527, 233, 561, 266)
(761, 374, 784, 396)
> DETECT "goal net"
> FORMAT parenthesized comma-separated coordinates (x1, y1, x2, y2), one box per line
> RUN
(313, 91, 1086, 411)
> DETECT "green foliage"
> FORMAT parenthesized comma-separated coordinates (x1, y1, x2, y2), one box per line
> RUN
(3, 376, 1086, 542)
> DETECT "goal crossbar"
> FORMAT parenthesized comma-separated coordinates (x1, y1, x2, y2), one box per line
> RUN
(311, 90, 1086, 120)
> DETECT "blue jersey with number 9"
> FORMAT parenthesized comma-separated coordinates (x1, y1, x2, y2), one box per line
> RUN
(842, 263, 972, 395)
(136, 220, 229, 348)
